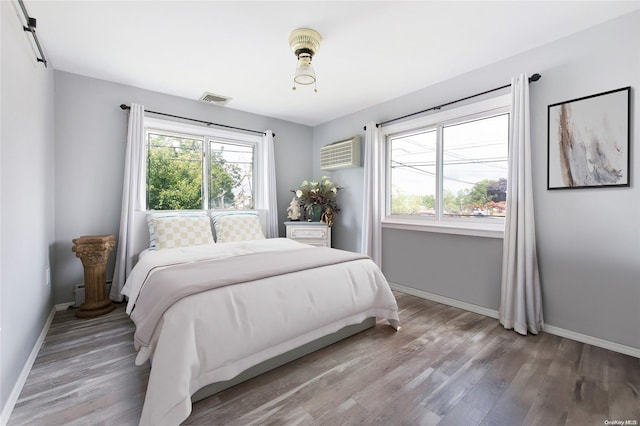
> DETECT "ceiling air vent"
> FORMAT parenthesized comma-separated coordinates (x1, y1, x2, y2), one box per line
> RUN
(320, 135, 361, 170)
(199, 92, 231, 105)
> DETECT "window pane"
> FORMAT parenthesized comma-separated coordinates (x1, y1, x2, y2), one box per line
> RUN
(442, 114, 508, 219)
(209, 141, 254, 209)
(390, 129, 437, 216)
(146, 133, 203, 210)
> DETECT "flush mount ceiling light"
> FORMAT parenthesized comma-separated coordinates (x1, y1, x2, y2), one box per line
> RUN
(289, 28, 321, 92)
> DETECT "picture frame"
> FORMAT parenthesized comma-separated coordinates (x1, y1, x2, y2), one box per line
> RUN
(547, 86, 630, 190)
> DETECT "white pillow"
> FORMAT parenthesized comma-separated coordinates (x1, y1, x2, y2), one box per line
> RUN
(146, 211, 209, 250)
(212, 213, 265, 243)
(151, 216, 214, 249)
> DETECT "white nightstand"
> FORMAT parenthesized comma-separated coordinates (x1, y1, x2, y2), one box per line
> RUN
(285, 221, 331, 247)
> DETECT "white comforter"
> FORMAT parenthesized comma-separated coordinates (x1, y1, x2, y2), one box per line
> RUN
(123, 238, 400, 425)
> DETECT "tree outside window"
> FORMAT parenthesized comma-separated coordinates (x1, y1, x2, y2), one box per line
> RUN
(146, 131, 255, 211)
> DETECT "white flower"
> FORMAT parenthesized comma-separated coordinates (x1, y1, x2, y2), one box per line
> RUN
(331, 187, 337, 194)
(296, 190, 303, 198)
(302, 180, 309, 186)
(310, 181, 318, 186)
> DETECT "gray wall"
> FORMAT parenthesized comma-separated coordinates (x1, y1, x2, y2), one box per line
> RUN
(53, 71, 314, 304)
(1, 1, 55, 413)
(313, 11, 640, 350)
(382, 230, 503, 310)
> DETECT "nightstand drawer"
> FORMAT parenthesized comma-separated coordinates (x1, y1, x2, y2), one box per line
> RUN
(290, 228, 327, 239)
(285, 222, 332, 248)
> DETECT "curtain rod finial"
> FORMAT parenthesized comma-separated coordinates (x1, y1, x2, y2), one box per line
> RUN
(529, 73, 541, 82)
(120, 104, 129, 110)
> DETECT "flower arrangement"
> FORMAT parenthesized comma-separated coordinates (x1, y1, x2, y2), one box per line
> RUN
(291, 176, 341, 222)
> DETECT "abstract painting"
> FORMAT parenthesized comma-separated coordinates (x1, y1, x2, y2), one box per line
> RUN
(547, 87, 630, 189)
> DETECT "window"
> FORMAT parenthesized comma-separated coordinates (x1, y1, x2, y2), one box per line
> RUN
(144, 118, 261, 211)
(386, 95, 509, 234)
(147, 132, 203, 210)
(208, 141, 254, 209)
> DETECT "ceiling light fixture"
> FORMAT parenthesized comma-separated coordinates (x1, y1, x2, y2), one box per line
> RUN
(289, 28, 321, 92)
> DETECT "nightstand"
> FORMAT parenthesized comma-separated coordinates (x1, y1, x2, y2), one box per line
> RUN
(285, 221, 331, 247)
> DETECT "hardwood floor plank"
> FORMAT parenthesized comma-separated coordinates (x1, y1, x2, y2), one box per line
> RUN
(8, 306, 148, 426)
(313, 398, 371, 426)
(522, 338, 583, 425)
(607, 350, 640, 422)
(479, 332, 561, 425)
(437, 399, 487, 426)
(8, 293, 640, 426)
(418, 333, 511, 417)
(460, 329, 531, 418)
(359, 366, 448, 425)
(564, 344, 610, 425)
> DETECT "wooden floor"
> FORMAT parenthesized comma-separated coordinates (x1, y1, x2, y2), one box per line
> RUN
(9, 292, 640, 426)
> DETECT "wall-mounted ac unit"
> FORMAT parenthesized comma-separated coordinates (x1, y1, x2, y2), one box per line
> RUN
(320, 135, 361, 170)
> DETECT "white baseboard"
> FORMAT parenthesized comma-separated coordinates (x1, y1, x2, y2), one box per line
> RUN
(1, 305, 56, 426)
(389, 282, 640, 359)
(542, 324, 640, 358)
(55, 302, 75, 312)
(390, 282, 500, 319)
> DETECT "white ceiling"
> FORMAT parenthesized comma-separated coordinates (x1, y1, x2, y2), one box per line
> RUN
(25, 1, 640, 127)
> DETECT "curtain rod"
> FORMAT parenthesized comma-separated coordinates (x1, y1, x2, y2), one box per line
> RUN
(18, 0, 47, 67)
(364, 73, 541, 130)
(119, 104, 275, 138)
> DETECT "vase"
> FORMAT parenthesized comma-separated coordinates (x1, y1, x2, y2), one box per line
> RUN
(307, 204, 323, 222)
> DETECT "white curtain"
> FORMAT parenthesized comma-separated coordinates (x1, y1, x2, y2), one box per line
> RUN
(258, 131, 278, 238)
(499, 74, 544, 335)
(360, 121, 385, 266)
(111, 103, 145, 301)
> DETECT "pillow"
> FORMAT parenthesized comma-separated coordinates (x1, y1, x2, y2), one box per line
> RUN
(146, 211, 210, 250)
(212, 212, 265, 243)
(151, 216, 214, 249)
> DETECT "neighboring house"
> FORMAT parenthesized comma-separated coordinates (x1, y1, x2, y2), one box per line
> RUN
(2, 2, 639, 422)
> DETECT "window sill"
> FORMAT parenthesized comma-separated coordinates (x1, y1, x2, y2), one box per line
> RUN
(382, 217, 504, 239)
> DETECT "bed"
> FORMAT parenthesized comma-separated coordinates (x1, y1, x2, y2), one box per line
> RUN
(122, 210, 400, 425)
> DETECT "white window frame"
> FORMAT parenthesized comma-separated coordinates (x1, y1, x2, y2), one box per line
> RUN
(143, 117, 263, 211)
(382, 94, 510, 239)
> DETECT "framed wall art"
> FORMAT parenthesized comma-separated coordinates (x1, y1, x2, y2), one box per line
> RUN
(547, 86, 630, 190)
